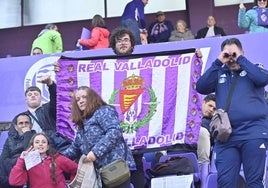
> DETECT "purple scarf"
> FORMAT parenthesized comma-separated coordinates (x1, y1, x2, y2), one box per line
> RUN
(257, 8, 268, 27)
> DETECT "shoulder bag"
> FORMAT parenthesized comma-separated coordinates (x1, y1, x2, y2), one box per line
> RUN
(209, 74, 238, 142)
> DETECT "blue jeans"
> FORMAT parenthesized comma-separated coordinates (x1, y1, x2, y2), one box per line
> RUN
(120, 19, 141, 45)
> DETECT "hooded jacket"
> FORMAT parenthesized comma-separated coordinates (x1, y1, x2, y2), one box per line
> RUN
(79, 27, 110, 50)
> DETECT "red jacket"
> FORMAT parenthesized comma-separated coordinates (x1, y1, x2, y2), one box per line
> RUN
(9, 154, 77, 188)
(79, 27, 110, 49)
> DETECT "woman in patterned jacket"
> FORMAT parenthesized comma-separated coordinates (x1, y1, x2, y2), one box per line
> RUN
(62, 86, 136, 188)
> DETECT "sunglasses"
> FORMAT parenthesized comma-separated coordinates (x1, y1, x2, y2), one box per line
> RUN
(223, 52, 237, 58)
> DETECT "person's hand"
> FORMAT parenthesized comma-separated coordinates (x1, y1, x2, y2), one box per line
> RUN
(20, 146, 33, 159)
(195, 48, 203, 58)
(218, 49, 243, 64)
(239, 3, 246, 9)
(54, 61, 60, 72)
(37, 75, 53, 85)
(83, 151, 96, 163)
(21, 127, 31, 134)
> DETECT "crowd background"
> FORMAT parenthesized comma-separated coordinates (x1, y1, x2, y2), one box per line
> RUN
(0, 0, 254, 58)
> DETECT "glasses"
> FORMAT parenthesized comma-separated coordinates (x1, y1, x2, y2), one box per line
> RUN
(116, 38, 130, 44)
(258, 0, 267, 2)
(223, 52, 236, 58)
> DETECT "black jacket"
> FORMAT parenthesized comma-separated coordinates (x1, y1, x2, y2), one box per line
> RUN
(195, 26, 226, 39)
(9, 82, 71, 153)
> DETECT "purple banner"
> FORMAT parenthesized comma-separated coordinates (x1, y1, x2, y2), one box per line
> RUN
(56, 50, 203, 149)
(0, 33, 267, 135)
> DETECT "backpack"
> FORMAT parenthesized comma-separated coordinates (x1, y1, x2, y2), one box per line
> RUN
(146, 156, 194, 178)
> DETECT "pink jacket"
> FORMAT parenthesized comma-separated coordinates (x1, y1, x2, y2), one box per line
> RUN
(79, 27, 110, 49)
(9, 154, 77, 188)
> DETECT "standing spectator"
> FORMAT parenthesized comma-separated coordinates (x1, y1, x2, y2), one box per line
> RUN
(169, 19, 195, 41)
(78, 14, 110, 50)
(0, 113, 36, 188)
(109, 27, 136, 55)
(196, 16, 226, 39)
(147, 11, 174, 43)
(196, 38, 268, 187)
(238, 0, 268, 33)
(9, 133, 77, 188)
(110, 27, 145, 188)
(31, 47, 43, 56)
(61, 86, 136, 188)
(120, 0, 148, 45)
(31, 23, 63, 55)
(8, 75, 71, 153)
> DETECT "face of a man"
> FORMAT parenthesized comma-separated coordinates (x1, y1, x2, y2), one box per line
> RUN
(25, 90, 42, 109)
(207, 16, 216, 27)
(202, 100, 216, 118)
(142, 0, 148, 6)
(157, 14, 165, 23)
(15, 115, 32, 135)
(115, 34, 133, 55)
(32, 48, 43, 55)
(223, 44, 243, 71)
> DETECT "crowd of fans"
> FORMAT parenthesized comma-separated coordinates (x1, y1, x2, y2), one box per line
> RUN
(1, 0, 268, 188)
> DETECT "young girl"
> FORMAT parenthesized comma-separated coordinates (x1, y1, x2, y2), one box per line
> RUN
(9, 133, 78, 188)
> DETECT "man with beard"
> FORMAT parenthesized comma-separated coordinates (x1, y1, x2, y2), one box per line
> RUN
(196, 38, 268, 187)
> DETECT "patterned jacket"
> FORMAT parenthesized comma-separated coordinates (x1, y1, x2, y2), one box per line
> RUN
(62, 105, 136, 170)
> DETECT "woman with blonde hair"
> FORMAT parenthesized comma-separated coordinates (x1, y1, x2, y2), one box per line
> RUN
(169, 19, 195, 41)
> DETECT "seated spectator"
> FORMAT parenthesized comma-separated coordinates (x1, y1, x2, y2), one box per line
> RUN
(197, 94, 216, 165)
(9, 133, 77, 188)
(78, 14, 110, 50)
(0, 113, 36, 188)
(31, 23, 63, 55)
(169, 19, 195, 41)
(196, 16, 226, 39)
(147, 11, 174, 43)
(238, 0, 268, 33)
(31, 47, 43, 55)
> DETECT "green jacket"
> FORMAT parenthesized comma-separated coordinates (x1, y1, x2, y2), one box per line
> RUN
(31, 29, 63, 55)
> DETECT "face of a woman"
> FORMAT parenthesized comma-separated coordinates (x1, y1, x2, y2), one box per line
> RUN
(75, 89, 87, 111)
(176, 22, 186, 32)
(33, 135, 49, 156)
(258, 0, 267, 8)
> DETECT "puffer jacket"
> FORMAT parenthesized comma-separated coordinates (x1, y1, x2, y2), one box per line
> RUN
(0, 130, 36, 185)
(238, 6, 268, 33)
(62, 105, 136, 170)
(79, 27, 110, 50)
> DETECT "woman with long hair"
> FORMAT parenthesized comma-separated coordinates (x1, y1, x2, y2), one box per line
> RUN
(62, 86, 136, 188)
(78, 14, 110, 49)
(9, 133, 77, 188)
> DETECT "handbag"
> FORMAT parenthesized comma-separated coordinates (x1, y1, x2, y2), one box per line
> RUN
(98, 139, 130, 188)
(209, 74, 238, 142)
(68, 155, 99, 188)
(99, 158, 130, 188)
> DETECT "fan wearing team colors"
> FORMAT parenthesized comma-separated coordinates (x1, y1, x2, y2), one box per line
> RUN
(196, 37, 268, 188)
